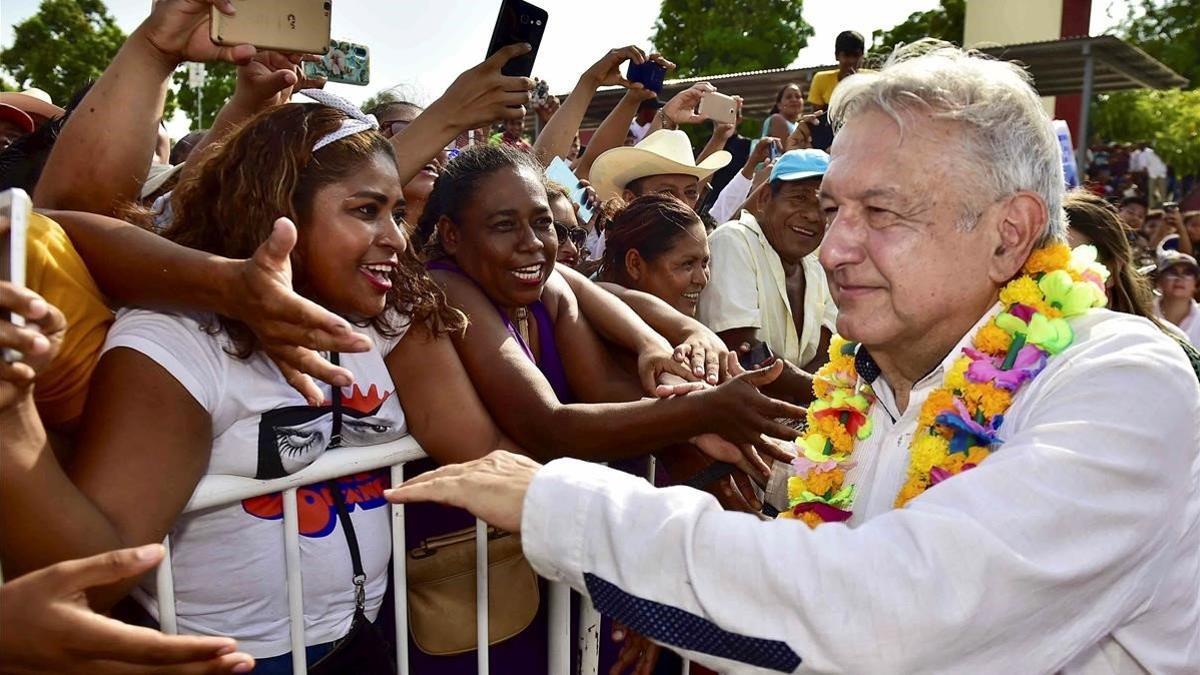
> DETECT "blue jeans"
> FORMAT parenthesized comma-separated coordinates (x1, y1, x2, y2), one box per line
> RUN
(251, 641, 337, 674)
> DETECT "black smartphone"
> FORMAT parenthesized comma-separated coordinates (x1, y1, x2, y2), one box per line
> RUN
(486, 0, 548, 78)
(626, 60, 667, 94)
(738, 342, 776, 371)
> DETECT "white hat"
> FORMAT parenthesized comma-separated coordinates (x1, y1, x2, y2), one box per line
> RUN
(590, 129, 731, 201)
(141, 163, 184, 200)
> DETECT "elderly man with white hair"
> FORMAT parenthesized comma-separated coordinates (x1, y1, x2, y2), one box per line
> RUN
(388, 42, 1200, 674)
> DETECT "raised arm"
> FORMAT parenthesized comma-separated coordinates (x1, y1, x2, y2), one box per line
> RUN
(47, 210, 370, 402)
(532, 47, 662, 167)
(34, 0, 255, 214)
(389, 44, 534, 186)
(574, 88, 656, 180)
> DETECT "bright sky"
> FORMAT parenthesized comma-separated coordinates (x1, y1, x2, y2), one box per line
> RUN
(0, 0, 1132, 138)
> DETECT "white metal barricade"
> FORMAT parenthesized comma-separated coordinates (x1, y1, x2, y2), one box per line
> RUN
(155, 437, 584, 674)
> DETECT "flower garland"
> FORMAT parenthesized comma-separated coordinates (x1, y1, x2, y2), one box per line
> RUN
(781, 244, 1110, 528)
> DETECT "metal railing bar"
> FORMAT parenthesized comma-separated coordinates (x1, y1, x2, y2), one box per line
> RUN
(282, 486, 307, 675)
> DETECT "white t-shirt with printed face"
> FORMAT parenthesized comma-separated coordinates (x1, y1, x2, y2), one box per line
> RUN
(103, 309, 408, 658)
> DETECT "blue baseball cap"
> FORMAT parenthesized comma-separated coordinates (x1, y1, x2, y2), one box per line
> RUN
(769, 148, 830, 184)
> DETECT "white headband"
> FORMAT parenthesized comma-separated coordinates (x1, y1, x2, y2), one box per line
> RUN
(301, 88, 379, 151)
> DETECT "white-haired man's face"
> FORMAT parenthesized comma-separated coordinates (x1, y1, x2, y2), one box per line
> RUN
(818, 108, 1047, 369)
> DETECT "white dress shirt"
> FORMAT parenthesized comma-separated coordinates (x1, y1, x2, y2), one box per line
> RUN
(1154, 297, 1200, 347)
(698, 211, 837, 368)
(522, 307, 1200, 674)
(709, 172, 754, 226)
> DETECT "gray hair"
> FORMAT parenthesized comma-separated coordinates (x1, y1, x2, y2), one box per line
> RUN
(828, 39, 1065, 243)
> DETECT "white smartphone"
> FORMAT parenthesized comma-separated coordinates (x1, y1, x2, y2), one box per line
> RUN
(699, 91, 738, 124)
(0, 188, 31, 363)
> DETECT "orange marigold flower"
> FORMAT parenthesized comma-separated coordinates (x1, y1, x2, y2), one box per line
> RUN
(803, 468, 845, 496)
(918, 389, 956, 428)
(975, 322, 1012, 354)
(800, 511, 824, 528)
(963, 383, 1012, 418)
(1023, 243, 1072, 276)
(894, 478, 928, 508)
(999, 276, 1043, 309)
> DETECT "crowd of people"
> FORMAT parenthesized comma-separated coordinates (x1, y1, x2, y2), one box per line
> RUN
(0, 1, 1197, 674)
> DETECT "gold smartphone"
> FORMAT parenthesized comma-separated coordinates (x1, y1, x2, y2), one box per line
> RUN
(210, 0, 332, 55)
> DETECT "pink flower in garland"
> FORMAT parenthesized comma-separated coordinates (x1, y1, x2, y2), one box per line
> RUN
(963, 345, 1047, 392)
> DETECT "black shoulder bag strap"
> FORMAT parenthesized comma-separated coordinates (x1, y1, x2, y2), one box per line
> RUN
(326, 351, 364, 611)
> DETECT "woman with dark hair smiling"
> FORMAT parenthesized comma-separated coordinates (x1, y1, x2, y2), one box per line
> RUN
(424, 144, 802, 468)
(598, 193, 710, 317)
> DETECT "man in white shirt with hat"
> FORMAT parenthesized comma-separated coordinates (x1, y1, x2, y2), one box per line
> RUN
(390, 41, 1200, 674)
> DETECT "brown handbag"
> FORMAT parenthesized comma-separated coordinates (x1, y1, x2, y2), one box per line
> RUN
(405, 525, 540, 656)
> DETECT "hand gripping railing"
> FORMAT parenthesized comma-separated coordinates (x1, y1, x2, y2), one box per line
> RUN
(154, 436, 585, 674)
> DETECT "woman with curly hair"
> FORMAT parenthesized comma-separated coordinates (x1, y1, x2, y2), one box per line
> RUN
(20, 97, 510, 671)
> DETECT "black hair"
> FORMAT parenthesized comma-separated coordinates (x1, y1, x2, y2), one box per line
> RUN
(835, 30, 866, 55)
(417, 144, 545, 256)
(0, 81, 93, 192)
(769, 83, 802, 116)
(1120, 194, 1148, 209)
(598, 193, 704, 286)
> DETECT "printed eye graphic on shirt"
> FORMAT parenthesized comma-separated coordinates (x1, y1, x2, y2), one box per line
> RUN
(252, 383, 404, 480)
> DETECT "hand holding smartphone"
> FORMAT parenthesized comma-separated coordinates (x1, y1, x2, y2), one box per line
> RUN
(626, 61, 667, 94)
(737, 342, 776, 372)
(486, 0, 548, 77)
(699, 91, 738, 125)
(210, 0, 332, 54)
(0, 188, 31, 363)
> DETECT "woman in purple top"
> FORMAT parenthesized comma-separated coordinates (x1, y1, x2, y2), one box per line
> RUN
(408, 145, 805, 673)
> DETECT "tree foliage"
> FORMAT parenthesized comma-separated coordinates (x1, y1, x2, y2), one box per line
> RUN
(1119, 0, 1198, 90)
(870, 0, 965, 58)
(1088, 0, 1200, 177)
(0, 0, 125, 105)
(651, 0, 813, 78)
(172, 62, 236, 129)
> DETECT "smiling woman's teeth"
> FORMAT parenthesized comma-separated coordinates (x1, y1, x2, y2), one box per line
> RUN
(790, 225, 817, 237)
(682, 291, 701, 301)
(512, 263, 543, 282)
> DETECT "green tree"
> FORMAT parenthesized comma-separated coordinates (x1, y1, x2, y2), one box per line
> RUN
(651, 0, 814, 78)
(172, 62, 236, 129)
(870, 0, 965, 58)
(0, 0, 125, 106)
(1120, 0, 1198, 90)
(1091, 89, 1200, 176)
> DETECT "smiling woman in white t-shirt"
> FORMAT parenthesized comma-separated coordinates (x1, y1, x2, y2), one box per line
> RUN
(44, 98, 510, 665)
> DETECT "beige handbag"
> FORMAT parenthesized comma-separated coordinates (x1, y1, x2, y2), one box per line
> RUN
(406, 525, 541, 656)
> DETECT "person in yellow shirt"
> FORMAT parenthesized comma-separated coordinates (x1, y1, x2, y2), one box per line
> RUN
(807, 30, 865, 150)
(25, 211, 113, 434)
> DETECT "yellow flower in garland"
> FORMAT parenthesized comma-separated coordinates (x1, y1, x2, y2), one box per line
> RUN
(976, 321, 1012, 354)
(1023, 243, 1072, 276)
(909, 432, 951, 473)
(999, 275, 1057, 317)
(895, 477, 929, 507)
(918, 389, 956, 429)
(796, 468, 845, 497)
(944, 356, 972, 392)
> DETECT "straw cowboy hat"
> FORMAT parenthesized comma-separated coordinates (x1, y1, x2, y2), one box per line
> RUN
(590, 129, 731, 201)
(0, 88, 64, 123)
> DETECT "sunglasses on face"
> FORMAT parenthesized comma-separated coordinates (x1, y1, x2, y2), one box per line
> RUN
(553, 222, 588, 249)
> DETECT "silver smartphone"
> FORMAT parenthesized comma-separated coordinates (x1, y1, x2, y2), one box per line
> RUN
(0, 188, 31, 362)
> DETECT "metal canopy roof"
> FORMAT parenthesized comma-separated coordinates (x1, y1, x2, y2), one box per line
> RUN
(977, 34, 1188, 96)
(560, 35, 1187, 130)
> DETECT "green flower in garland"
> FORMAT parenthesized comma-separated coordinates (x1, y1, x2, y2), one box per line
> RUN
(995, 311, 1073, 355)
(1039, 270, 1102, 317)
